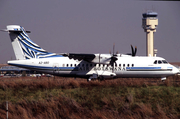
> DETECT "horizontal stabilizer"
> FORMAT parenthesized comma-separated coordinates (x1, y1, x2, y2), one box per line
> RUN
(1, 25, 31, 33)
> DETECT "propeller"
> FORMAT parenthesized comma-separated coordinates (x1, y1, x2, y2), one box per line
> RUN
(109, 44, 118, 72)
(126, 45, 137, 56)
(131, 45, 137, 56)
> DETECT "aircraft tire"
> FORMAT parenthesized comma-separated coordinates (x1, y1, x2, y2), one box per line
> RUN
(99, 76, 104, 81)
(87, 78, 91, 82)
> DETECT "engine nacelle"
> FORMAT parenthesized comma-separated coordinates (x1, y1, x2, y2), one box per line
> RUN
(91, 54, 112, 64)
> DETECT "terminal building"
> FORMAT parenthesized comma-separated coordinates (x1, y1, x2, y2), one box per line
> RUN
(0, 66, 31, 76)
(0, 65, 52, 77)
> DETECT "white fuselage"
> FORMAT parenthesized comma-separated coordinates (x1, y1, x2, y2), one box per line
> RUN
(4, 25, 179, 80)
(7, 55, 179, 79)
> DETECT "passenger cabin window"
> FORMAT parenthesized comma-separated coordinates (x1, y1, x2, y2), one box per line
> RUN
(67, 64, 69, 67)
(123, 64, 125, 67)
(154, 60, 157, 64)
(132, 64, 134, 67)
(119, 64, 121, 67)
(127, 64, 129, 67)
(70, 64, 72, 67)
(74, 64, 77, 67)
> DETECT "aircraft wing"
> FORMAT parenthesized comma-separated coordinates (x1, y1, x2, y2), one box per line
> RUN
(62, 53, 96, 62)
(62, 53, 117, 65)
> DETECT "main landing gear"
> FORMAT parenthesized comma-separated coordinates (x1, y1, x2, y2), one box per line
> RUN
(87, 75, 104, 82)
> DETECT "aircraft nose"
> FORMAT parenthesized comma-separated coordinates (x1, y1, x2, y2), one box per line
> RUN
(173, 66, 179, 74)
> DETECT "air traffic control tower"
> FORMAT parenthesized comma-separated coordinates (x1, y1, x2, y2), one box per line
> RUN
(142, 12, 158, 56)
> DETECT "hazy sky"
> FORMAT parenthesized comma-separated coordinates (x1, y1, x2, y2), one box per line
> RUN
(0, 0, 180, 63)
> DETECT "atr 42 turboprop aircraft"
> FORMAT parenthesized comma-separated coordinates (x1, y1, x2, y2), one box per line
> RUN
(2, 25, 179, 81)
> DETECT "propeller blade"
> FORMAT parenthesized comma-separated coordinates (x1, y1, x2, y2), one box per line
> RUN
(109, 43, 118, 73)
(131, 45, 135, 56)
(110, 56, 118, 72)
(131, 45, 137, 56)
(134, 46, 137, 56)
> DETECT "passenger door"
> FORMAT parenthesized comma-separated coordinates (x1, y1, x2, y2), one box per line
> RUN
(53, 63, 59, 74)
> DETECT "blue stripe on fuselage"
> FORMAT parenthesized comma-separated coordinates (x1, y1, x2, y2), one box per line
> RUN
(8, 63, 77, 71)
(126, 67, 161, 70)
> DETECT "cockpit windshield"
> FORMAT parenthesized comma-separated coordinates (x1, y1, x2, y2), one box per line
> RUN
(154, 60, 157, 64)
(162, 60, 168, 64)
(158, 60, 162, 64)
(154, 60, 168, 64)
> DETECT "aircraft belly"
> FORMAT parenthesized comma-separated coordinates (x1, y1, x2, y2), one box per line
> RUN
(116, 70, 174, 78)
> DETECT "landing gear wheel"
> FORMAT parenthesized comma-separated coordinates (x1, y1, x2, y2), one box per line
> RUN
(87, 78, 91, 82)
(99, 76, 104, 81)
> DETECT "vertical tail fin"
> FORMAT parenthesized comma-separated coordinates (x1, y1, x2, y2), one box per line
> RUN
(6, 25, 62, 60)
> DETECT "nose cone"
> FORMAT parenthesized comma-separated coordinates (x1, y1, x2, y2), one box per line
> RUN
(173, 66, 179, 74)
